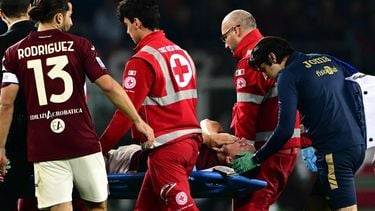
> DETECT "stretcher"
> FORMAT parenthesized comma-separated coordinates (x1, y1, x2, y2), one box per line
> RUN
(24, 171, 267, 199)
(108, 171, 267, 199)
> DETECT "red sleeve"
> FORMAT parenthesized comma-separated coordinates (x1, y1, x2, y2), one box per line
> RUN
(100, 58, 154, 153)
(230, 61, 273, 140)
(230, 102, 260, 140)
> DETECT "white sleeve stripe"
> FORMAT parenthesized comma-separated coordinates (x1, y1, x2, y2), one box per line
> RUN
(2, 72, 19, 84)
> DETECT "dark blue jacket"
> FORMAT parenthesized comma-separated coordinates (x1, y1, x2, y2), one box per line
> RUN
(256, 52, 366, 162)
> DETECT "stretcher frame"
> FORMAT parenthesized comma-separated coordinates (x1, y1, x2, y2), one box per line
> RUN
(24, 171, 267, 199)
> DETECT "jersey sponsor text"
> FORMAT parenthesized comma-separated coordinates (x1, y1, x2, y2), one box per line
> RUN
(29, 108, 83, 120)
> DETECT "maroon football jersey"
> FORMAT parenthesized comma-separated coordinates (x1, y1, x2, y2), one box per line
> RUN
(2, 29, 108, 162)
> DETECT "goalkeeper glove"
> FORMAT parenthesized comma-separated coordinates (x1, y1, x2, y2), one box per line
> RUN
(232, 152, 259, 174)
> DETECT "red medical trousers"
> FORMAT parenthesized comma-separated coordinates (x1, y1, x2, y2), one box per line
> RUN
(233, 149, 298, 211)
(135, 137, 200, 211)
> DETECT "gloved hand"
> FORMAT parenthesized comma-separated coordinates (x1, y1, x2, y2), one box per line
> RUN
(301, 146, 317, 172)
(231, 152, 258, 174)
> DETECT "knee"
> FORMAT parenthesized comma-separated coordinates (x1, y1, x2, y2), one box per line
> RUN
(84, 200, 107, 211)
(159, 182, 196, 210)
(160, 183, 178, 203)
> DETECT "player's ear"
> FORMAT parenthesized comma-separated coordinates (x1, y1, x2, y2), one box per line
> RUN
(0, 10, 8, 24)
(133, 17, 142, 29)
(55, 12, 63, 25)
(268, 53, 277, 64)
(226, 156, 233, 164)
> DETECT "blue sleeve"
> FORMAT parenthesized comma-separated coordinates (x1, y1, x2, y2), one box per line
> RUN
(256, 71, 298, 162)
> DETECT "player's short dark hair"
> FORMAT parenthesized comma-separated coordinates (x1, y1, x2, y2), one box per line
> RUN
(117, 0, 160, 30)
(28, 0, 69, 23)
(0, 0, 31, 18)
(249, 36, 295, 68)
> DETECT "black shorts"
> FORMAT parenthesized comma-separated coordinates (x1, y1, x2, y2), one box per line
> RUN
(316, 144, 366, 209)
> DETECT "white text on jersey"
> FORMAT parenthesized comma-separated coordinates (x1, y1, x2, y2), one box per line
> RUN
(17, 41, 74, 59)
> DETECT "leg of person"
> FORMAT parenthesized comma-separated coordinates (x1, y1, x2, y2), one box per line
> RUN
(316, 144, 366, 211)
(0, 158, 33, 210)
(19, 189, 78, 211)
(106, 144, 142, 173)
(0, 171, 18, 209)
(50, 202, 73, 211)
(34, 161, 74, 210)
(0, 123, 33, 211)
(303, 176, 330, 211)
(72, 198, 88, 211)
(233, 151, 297, 211)
(134, 170, 161, 210)
(137, 137, 200, 211)
(71, 152, 108, 211)
(18, 197, 40, 211)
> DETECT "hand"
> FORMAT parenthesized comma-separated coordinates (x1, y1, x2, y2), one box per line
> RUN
(200, 119, 224, 134)
(203, 133, 239, 150)
(0, 148, 9, 179)
(301, 146, 317, 172)
(231, 152, 258, 174)
(134, 120, 155, 149)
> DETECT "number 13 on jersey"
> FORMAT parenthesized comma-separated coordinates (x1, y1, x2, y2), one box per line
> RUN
(27, 55, 73, 106)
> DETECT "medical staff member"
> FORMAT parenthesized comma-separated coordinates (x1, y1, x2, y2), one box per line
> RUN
(0, 0, 153, 209)
(100, 0, 202, 210)
(220, 10, 301, 210)
(233, 36, 366, 211)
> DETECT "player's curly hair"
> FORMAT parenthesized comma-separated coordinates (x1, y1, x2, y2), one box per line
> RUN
(117, 0, 160, 30)
(28, 0, 69, 23)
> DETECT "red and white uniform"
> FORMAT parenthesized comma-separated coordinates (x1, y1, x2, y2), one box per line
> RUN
(100, 31, 201, 211)
(230, 29, 301, 211)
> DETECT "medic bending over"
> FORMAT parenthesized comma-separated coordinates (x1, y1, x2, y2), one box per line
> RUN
(235, 36, 366, 211)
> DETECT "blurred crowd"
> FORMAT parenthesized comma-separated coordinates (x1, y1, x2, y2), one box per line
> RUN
(70, 0, 375, 74)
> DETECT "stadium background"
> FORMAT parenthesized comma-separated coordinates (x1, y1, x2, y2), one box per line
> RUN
(1, 0, 374, 210)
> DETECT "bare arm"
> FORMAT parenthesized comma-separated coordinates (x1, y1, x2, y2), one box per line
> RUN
(0, 84, 18, 176)
(200, 119, 238, 149)
(95, 74, 154, 143)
